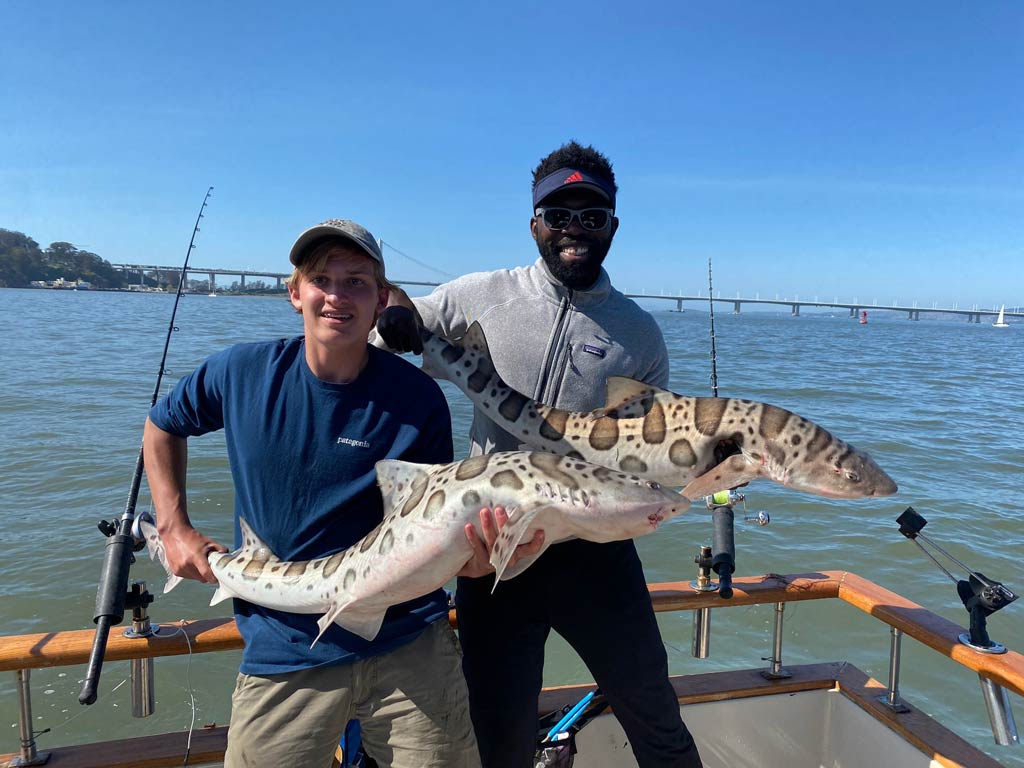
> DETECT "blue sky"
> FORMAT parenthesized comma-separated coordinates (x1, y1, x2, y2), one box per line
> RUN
(3, 1, 1021, 308)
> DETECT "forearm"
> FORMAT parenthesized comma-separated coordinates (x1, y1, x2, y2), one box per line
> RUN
(142, 418, 224, 582)
(142, 418, 192, 534)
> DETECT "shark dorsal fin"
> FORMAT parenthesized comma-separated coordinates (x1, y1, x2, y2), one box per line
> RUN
(375, 459, 431, 516)
(591, 376, 663, 418)
(462, 321, 491, 355)
(237, 517, 278, 561)
(459, 322, 496, 377)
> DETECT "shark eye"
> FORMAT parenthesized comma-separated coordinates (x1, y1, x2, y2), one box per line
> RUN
(646, 481, 662, 490)
(844, 469, 861, 483)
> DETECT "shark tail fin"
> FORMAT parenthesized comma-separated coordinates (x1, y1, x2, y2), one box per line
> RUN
(138, 517, 183, 594)
(489, 506, 547, 591)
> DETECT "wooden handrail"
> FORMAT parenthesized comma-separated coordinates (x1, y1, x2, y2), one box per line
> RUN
(1, 571, 1021, 699)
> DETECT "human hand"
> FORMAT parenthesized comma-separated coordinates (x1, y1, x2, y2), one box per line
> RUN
(376, 289, 423, 354)
(158, 523, 228, 585)
(457, 506, 545, 578)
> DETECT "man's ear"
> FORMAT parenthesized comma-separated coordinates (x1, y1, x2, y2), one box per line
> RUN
(373, 286, 389, 321)
(529, 215, 538, 242)
(288, 281, 303, 314)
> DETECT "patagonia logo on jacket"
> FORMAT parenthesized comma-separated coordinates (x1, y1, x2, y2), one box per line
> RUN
(336, 436, 370, 448)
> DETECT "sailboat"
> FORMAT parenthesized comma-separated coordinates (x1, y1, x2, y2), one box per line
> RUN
(993, 305, 1009, 328)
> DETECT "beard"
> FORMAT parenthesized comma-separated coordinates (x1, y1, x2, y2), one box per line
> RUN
(536, 236, 612, 290)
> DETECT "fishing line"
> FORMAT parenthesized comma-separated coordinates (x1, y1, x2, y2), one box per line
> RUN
(380, 240, 456, 279)
(34, 677, 130, 743)
(158, 621, 198, 768)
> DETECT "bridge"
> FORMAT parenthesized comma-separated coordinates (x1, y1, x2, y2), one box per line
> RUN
(111, 263, 446, 294)
(110, 264, 1018, 323)
(622, 293, 1023, 323)
(111, 263, 294, 291)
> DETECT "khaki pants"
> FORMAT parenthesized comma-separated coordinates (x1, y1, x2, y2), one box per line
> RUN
(225, 620, 480, 768)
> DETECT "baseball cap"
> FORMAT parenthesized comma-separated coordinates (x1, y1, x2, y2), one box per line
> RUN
(532, 168, 617, 209)
(289, 219, 384, 269)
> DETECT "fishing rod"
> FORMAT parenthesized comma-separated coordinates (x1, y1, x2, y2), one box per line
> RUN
(703, 257, 737, 598)
(707, 257, 719, 398)
(79, 186, 213, 706)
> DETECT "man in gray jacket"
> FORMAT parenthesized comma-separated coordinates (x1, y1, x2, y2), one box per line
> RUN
(375, 141, 703, 768)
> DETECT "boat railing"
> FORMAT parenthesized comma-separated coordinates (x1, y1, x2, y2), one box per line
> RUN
(1, 570, 1021, 767)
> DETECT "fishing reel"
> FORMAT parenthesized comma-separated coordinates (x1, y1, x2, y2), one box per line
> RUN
(96, 512, 151, 553)
(692, 490, 771, 600)
(704, 489, 770, 526)
(896, 506, 1018, 653)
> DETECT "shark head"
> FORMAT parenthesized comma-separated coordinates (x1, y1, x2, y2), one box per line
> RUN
(783, 438, 898, 499)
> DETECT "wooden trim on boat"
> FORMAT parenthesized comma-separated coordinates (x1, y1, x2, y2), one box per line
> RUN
(1, 571, 1021, 699)
(833, 664, 1006, 768)
(0, 724, 229, 768)
(1, 571, 1020, 700)
(0, 618, 243, 672)
(2, 662, 998, 768)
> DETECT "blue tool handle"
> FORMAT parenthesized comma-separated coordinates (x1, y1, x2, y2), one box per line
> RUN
(545, 691, 595, 740)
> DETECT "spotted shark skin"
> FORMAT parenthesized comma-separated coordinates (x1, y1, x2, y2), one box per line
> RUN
(420, 323, 898, 501)
(141, 451, 688, 643)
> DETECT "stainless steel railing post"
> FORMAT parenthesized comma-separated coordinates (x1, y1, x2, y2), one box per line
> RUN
(761, 601, 792, 679)
(877, 626, 910, 712)
(690, 546, 716, 659)
(979, 675, 1019, 746)
(10, 670, 50, 766)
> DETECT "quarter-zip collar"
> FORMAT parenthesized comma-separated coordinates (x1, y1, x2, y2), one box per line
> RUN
(533, 258, 612, 309)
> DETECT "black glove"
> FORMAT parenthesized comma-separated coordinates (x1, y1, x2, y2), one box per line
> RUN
(376, 306, 423, 355)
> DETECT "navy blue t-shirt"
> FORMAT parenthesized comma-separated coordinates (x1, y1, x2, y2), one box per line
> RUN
(149, 338, 454, 674)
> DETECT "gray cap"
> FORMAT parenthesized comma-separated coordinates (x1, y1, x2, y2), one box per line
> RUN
(289, 218, 384, 269)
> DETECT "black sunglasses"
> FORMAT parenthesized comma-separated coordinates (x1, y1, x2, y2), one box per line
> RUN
(534, 206, 613, 231)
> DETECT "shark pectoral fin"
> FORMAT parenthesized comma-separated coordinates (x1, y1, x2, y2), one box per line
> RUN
(489, 506, 546, 590)
(333, 611, 388, 643)
(312, 602, 347, 648)
(493, 545, 550, 582)
(681, 455, 763, 501)
(312, 601, 387, 647)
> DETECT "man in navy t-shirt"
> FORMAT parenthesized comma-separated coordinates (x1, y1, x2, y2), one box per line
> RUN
(144, 219, 482, 768)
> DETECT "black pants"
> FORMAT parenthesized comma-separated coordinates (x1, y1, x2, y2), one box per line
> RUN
(456, 539, 703, 768)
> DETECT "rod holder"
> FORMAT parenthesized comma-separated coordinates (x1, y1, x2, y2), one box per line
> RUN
(691, 545, 717, 659)
(691, 608, 711, 659)
(9, 670, 51, 766)
(761, 602, 792, 679)
(123, 581, 157, 718)
(876, 626, 910, 712)
(979, 675, 1019, 746)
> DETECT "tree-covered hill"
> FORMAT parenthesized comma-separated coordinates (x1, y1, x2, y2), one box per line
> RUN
(0, 229, 128, 289)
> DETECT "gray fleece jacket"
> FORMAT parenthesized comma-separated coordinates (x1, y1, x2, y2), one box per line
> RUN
(375, 258, 669, 455)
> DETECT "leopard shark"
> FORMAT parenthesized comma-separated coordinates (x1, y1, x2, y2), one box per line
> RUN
(419, 323, 897, 501)
(141, 450, 688, 643)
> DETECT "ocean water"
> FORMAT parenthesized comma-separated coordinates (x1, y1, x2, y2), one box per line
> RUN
(0, 287, 1021, 766)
